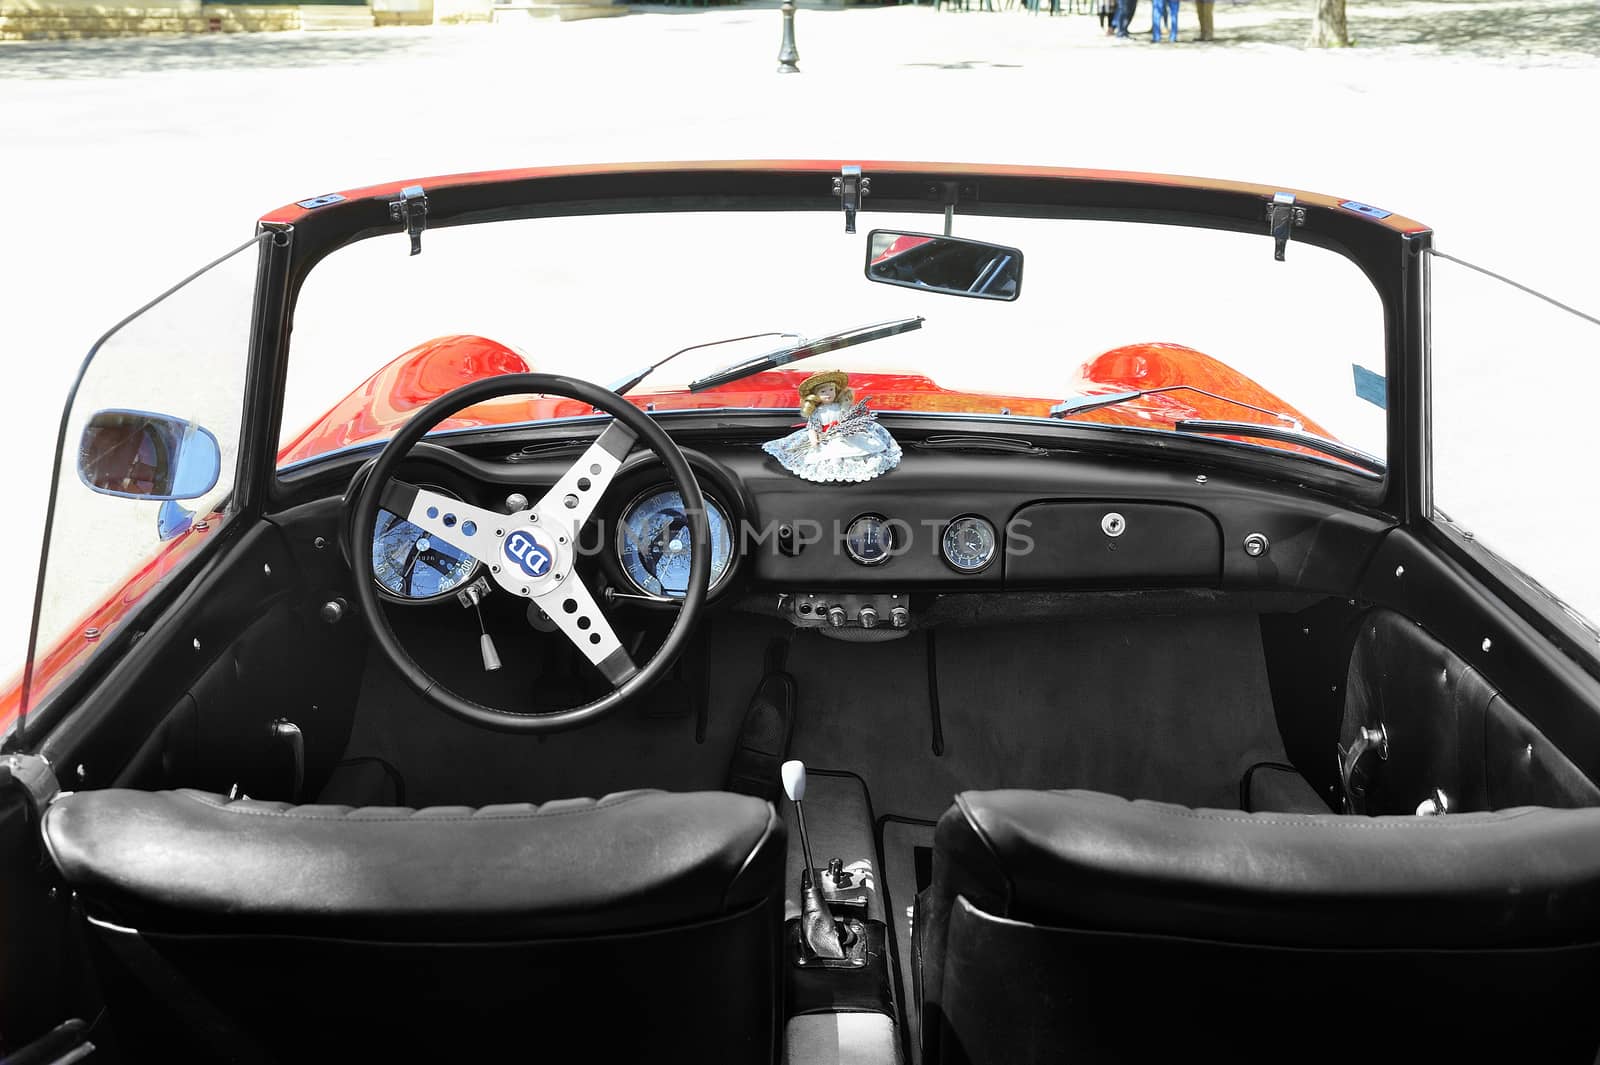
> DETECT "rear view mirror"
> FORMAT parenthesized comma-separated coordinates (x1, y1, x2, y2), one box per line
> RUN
(864, 230, 1023, 301)
(77, 409, 221, 501)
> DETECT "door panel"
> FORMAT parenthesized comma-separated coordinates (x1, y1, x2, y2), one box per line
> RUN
(39, 520, 365, 803)
(1358, 529, 1600, 798)
(1486, 699, 1600, 809)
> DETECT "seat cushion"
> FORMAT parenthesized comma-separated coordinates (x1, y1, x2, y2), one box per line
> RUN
(43, 788, 782, 940)
(929, 789, 1600, 951)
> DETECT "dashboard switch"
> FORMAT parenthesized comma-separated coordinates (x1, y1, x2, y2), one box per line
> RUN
(890, 606, 910, 629)
(777, 523, 804, 557)
(858, 605, 879, 629)
(827, 605, 848, 628)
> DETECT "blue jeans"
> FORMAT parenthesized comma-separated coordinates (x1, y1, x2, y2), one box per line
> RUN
(1114, 0, 1136, 34)
(1151, 0, 1176, 39)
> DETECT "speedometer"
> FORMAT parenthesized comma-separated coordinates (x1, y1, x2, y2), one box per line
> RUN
(372, 486, 481, 602)
(616, 487, 733, 598)
(942, 515, 997, 573)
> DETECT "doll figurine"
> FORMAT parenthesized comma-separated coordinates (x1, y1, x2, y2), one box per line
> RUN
(762, 370, 902, 483)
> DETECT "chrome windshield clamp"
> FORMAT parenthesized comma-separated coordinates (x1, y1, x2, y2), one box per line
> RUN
(1266, 192, 1305, 262)
(389, 185, 429, 256)
(833, 166, 870, 234)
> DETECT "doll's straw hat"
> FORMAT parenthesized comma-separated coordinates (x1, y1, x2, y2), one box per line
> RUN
(800, 370, 849, 395)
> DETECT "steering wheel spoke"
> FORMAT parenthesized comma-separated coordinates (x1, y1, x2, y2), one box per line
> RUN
(533, 421, 636, 533)
(533, 578, 637, 686)
(381, 479, 507, 569)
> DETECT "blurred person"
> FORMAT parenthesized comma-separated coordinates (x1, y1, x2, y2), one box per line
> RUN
(1113, 0, 1138, 37)
(1099, 0, 1115, 34)
(1151, 0, 1177, 41)
(1194, 0, 1214, 39)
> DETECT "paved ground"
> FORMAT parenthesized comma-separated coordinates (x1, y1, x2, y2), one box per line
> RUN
(2, 0, 1598, 680)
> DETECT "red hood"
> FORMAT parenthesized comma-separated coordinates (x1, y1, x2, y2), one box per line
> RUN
(276, 334, 1336, 468)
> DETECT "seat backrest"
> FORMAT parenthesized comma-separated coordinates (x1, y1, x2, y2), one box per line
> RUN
(44, 788, 784, 1063)
(917, 789, 1600, 1065)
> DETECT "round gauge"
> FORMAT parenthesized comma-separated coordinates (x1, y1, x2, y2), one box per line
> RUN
(942, 515, 998, 573)
(371, 487, 481, 602)
(845, 514, 895, 566)
(616, 487, 733, 598)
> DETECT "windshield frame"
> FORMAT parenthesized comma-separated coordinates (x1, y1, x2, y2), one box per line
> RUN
(258, 162, 1429, 517)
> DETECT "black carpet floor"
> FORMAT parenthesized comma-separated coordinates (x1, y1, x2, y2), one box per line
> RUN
(788, 611, 1291, 822)
(327, 609, 1291, 815)
(322, 612, 769, 807)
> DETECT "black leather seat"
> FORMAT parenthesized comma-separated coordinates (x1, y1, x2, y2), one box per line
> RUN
(44, 788, 784, 1063)
(916, 789, 1600, 1065)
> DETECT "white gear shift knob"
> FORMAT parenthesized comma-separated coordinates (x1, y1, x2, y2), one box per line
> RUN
(781, 759, 807, 803)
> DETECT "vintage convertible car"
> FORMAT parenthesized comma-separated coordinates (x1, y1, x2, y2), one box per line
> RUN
(3, 161, 1600, 1064)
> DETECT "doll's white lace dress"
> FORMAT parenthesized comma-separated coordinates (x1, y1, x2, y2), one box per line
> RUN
(761, 399, 902, 483)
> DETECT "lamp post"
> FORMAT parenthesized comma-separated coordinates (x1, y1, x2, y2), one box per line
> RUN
(776, 0, 800, 73)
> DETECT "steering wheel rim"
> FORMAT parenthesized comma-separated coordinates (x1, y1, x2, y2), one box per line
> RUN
(348, 373, 710, 734)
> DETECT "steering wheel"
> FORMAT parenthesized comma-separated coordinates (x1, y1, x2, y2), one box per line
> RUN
(348, 373, 710, 733)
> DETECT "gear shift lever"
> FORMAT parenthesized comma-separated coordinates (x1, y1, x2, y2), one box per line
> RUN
(782, 760, 845, 959)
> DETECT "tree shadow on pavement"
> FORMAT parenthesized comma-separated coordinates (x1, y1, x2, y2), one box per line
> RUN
(1211, 0, 1600, 59)
(0, 28, 436, 80)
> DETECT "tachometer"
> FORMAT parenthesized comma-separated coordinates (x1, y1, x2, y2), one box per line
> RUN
(616, 487, 733, 598)
(942, 515, 997, 573)
(372, 486, 481, 602)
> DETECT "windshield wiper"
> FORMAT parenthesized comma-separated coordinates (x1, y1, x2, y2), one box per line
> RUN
(1049, 384, 1383, 473)
(687, 317, 924, 393)
(1049, 384, 1303, 428)
(611, 331, 800, 396)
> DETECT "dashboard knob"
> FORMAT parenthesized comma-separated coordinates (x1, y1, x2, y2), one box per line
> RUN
(890, 606, 910, 629)
(826, 605, 848, 628)
(858, 605, 879, 629)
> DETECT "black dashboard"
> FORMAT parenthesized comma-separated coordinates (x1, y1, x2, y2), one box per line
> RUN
(335, 429, 1395, 634)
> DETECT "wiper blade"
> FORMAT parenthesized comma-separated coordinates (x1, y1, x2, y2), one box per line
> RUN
(1173, 419, 1385, 474)
(1049, 384, 1302, 429)
(611, 331, 800, 396)
(1049, 383, 1381, 473)
(687, 317, 924, 393)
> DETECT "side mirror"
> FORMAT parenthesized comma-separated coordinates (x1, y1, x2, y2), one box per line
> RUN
(864, 230, 1023, 301)
(77, 409, 222, 501)
(156, 499, 197, 541)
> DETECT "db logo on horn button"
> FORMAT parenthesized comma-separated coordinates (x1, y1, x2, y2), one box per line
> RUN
(504, 529, 554, 579)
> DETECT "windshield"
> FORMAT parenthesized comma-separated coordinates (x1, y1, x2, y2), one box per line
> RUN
(282, 210, 1386, 472)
